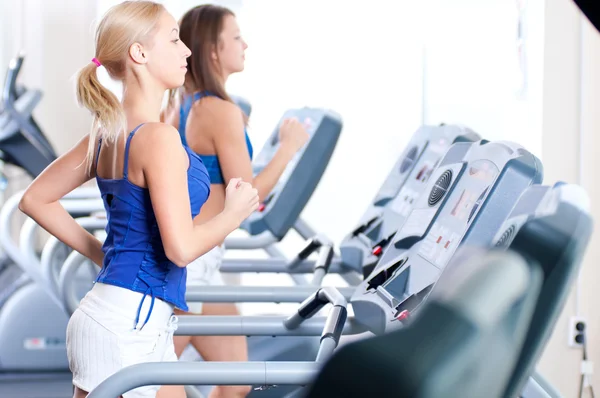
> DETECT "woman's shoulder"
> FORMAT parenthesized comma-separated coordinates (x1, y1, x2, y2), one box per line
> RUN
(190, 97, 244, 134)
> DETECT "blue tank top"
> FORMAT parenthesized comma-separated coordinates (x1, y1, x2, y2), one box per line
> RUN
(179, 91, 253, 184)
(94, 124, 211, 329)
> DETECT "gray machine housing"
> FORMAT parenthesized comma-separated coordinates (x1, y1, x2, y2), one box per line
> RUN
(500, 183, 593, 398)
(305, 248, 543, 398)
(339, 124, 480, 277)
(351, 140, 543, 335)
(242, 108, 342, 239)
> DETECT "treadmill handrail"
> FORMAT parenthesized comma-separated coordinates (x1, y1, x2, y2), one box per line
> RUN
(174, 315, 367, 337)
(185, 285, 356, 303)
(87, 361, 319, 398)
(218, 257, 348, 274)
(88, 286, 350, 396)
(59, 248, 355, 316)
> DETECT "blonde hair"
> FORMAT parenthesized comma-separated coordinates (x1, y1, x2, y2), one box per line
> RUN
(76, 0, 165, 173)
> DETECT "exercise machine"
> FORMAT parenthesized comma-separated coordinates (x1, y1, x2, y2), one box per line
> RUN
(56, 125, 480, 394)
(87, 250, 542, 398)
(350, 139, 543, 334)
(85, 180, 592, 398)
(116, 139, 544, 396)
(304, 248, 543, 398)
(228, 107, 342, 269)
(58, 125, 481, 397)
(351, 180, 592, 397)
(87, 175, 593, 397)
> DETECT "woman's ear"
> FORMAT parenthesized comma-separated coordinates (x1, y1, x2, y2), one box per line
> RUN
(129, 42, 148, 64)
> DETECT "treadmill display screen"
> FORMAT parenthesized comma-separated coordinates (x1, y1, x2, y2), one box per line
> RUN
(450, 189, 476, 222)
(417, 159, 499, 270)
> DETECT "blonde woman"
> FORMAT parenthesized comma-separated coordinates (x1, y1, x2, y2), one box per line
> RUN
(18, 2, 258, 397)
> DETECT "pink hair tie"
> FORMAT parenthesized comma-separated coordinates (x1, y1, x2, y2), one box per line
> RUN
(91, 57, 101, 67)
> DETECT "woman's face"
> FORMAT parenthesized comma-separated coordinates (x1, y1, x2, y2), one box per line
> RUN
(145, 11, 192, 89)
(216, 14, 248, 76)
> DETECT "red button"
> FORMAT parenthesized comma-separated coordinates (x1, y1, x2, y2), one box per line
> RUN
(396, 310, 410, 321)
(258, 203, 266, 212)
(372, 246, 382, 256)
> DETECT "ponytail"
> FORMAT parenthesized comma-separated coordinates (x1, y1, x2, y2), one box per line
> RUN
(75, 61, 126, 174)
(74, 0, 166, 173)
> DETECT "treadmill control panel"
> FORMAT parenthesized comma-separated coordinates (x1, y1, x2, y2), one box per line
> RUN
(350, 140, 543, 335)
(242, 108, 342, 239)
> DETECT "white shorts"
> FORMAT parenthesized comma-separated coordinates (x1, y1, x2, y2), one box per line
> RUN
(67, 282, 178, 397)
(184, 245, 225, 314)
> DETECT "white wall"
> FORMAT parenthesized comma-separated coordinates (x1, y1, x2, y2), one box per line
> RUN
(422, 0, 544, 158)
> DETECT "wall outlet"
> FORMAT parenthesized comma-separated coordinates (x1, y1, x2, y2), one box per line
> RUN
(568, 316, 586, 348)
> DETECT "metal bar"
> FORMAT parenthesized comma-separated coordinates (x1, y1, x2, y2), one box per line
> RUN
(284, 287, 344, 330)
(174, 315, 367, 336)
(87, 362, 319, 398)
(219, 258, 347, 274)
(185, 285, 356, 303)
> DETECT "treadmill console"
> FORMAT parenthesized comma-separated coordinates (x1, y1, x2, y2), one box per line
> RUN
(351, 140, 543, 334)
(339, 124, 480, 277)
(241, 108, 342, 239)
(0, 54, 57, 177)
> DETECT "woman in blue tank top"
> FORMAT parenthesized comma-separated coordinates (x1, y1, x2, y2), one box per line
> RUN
(18, 2, 258, 398)
(161, 5, 309, 398)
